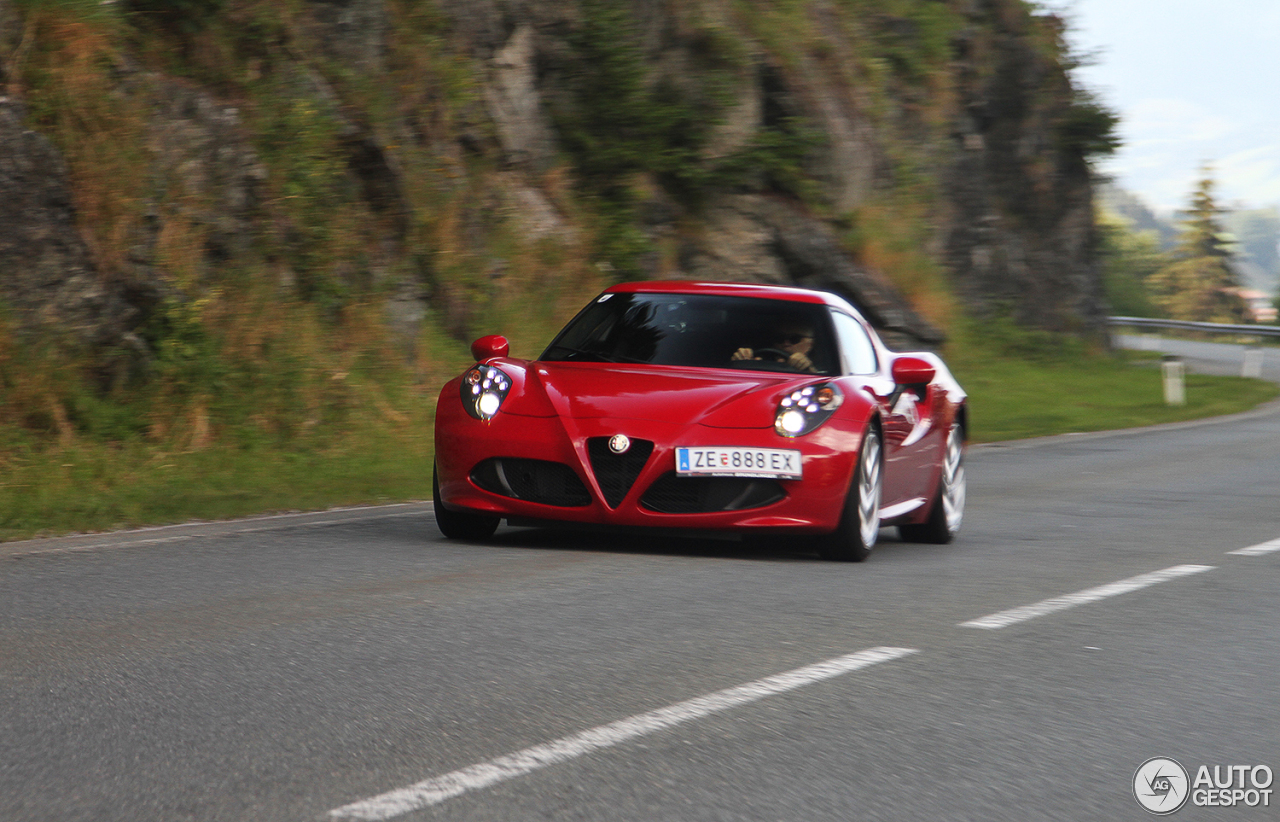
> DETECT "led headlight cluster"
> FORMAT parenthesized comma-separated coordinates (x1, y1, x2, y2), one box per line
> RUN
(775, 383, 843, 437)
(461, 365, 512, 421)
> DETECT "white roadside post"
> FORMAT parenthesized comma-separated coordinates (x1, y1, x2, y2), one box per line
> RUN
(1242, 345, 1264, 378)
(1162, 355, 1186, 406)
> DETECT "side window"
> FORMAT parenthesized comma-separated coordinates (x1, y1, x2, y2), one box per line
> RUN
(832, 312, 878, 375)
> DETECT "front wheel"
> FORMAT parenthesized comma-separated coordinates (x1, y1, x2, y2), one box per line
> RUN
(817, 427, 882, 562)
(433, 463, 500, 541)
(898, 419, 965, 544)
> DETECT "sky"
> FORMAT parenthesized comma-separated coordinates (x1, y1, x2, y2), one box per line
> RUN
(1055, 0, 1280, 215)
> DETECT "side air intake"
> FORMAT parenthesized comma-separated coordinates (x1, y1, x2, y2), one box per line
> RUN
(470, 458, 591, 507)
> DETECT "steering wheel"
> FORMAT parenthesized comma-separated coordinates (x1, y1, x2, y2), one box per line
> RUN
(753, 347, 789, 362)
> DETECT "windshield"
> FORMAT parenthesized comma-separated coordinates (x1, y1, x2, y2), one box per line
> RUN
(540, 293, 839, 375)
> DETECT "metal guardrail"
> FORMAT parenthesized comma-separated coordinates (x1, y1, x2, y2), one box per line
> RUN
(1109, 315, 1276, 383)
(1109, 316, 1280, 338)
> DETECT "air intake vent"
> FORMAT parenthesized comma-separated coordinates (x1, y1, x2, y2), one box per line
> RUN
(639, 472, 786, 514)
(470, 459, 591, 507)
(587, 437, 654, 508)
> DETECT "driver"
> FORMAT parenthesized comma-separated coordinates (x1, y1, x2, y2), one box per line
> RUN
(732, 323, 817, 373)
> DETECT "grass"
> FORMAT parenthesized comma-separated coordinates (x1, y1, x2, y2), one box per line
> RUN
(2, 326, 1277, 542)
(945, 334, 1280, 443)
(0, 366, 453, 542)
(0, 433, 431, 541)
(0, 294, 478, 542)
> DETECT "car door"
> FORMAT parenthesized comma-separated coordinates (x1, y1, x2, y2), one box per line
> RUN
(830, 311, 916, 507)
(882, 374, 939, 502)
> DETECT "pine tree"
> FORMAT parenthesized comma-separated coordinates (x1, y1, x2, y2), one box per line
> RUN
(1149, 168, 1249, 323)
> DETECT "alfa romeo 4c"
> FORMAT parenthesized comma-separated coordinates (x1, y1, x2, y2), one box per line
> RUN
(433, 281, 966, 561)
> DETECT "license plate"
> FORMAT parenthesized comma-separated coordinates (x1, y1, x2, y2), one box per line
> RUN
(676, 447, 802, 479)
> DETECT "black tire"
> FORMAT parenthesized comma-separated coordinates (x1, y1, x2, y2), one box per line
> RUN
(898, 420, 965, 544)
(817, 427, 882, 562)
(432, 463, 500, 541)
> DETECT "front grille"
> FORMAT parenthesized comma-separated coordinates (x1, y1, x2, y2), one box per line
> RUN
(639, 472, 786, 514)
(470, 458, 591, 507)
(587, 437, 654, 508)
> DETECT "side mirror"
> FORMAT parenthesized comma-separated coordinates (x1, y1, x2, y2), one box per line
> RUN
(470, 335, 510, 361)
(891, 355, 935, 386)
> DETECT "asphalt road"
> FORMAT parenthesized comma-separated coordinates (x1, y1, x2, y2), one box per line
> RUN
(3, 351, 1280, 820)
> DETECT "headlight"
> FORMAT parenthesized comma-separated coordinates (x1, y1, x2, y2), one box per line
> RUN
(775, 383, 843, 437)
(461, 365, 512, 421)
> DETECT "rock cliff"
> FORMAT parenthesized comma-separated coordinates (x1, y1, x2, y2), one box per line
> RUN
(0, 0, 1114, 375)
(0, 98, 143, 377)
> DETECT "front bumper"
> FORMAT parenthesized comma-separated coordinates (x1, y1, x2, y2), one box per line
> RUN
(434, 400, 861, 534)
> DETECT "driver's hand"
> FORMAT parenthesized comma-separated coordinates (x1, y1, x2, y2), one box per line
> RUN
(788, 352, 813, 372)
(732, 347, 755, 361)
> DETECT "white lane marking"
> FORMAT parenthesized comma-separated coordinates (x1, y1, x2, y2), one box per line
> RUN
(24, 535, 196, 555)
(959, 565, 1215, 630)
(327, 646, 918, 821)
(3, 511, 427, 559)
(214, 511, 425, 536)
(1229, 538, 1280, 556)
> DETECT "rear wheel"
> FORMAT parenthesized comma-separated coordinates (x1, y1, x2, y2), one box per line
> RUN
(898, 419, 965, 544)
(432, 463, 500, 541)
(817, 427, 882, 562)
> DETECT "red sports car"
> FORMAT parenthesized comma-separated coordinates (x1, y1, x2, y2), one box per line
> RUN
(432, 281, 966, 560)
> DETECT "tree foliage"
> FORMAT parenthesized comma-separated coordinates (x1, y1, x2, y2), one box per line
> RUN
(549, 0, 817, 278)
(1058, 87, 1120, 160)
(1096, 210, 1168, 318)
(549, 0, 733, 276)
(1148, 170, 1248, 323)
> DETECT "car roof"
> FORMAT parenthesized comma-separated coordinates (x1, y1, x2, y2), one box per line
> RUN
(605, 280, 858, 312)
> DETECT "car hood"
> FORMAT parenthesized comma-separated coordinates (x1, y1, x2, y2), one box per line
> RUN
(524, 362, 802, 428)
